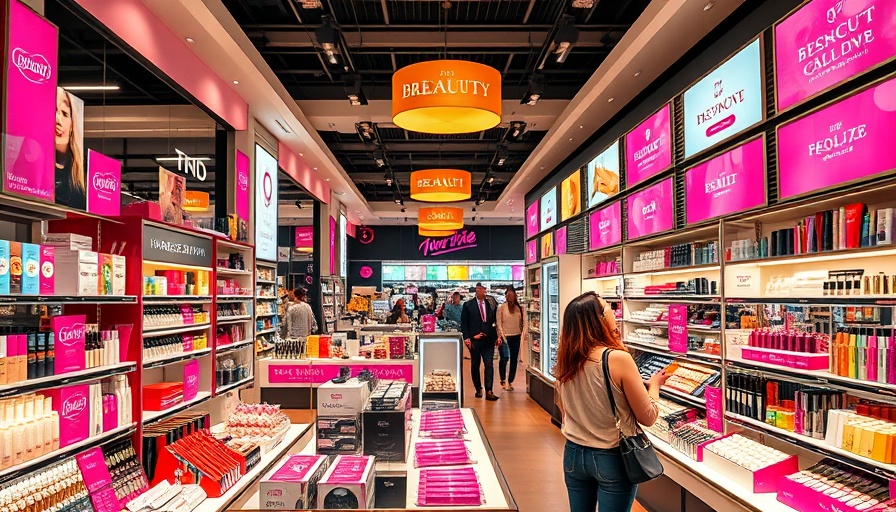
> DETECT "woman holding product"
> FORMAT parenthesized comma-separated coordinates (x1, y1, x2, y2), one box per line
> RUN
(554, 292, 669, 512)
(496, 287, 526, 390)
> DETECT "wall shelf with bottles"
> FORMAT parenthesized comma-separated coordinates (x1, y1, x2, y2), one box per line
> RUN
(255, 261, 279, 354)
(321, 276, 345, 333)
(525, 265, 542, 375)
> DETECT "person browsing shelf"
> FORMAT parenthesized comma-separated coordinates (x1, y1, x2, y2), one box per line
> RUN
(285, 287, 317, 338)
(461, 283, 500, 401)
(497, 287, 527, 391)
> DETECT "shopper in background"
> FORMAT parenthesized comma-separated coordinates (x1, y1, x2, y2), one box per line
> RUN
(386, 298, 410, 324)
(285, 287, 318, 338)
(554, 292, 669, 512)
(461, 283, 500, 401)
(443, 291, 463, 324)
(497, 287, 527, 391)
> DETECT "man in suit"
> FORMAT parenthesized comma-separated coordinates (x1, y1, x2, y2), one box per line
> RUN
(461, 283, 500, 401)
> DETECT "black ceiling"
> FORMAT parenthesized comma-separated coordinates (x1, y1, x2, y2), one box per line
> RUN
(222, 0, 651, 204)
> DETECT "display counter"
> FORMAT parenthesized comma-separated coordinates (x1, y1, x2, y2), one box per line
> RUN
(229, 407, 518, 511)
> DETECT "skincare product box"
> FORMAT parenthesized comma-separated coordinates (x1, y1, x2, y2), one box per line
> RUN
(42, 384, 91, 448)
(55, 250, 98, 296)
(40, 246, 55, 295)
(42, 233, 93, 251)
(112, 255, 125, 296)
(52, 315, 86, 374)
(9, 242, 22, 294)
(0, 240, 10, 294)
(318, 378, 371, 418)
(317, 455, 376, 510)
(21, 243, 39, 295)
(260, 455, 329, 510)
(99, 254, 113, 295)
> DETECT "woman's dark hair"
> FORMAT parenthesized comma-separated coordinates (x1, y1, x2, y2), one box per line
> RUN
(385, 304, 403, 324)
(294, 287, 307, 301)
(504, 286, 520, 315)
(554, 292, 624, 384)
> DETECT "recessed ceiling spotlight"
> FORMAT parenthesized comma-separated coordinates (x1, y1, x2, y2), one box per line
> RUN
(313, 167, 318, 171)
(579, 125, 584, 129)
(185, 37, 195, 44)
(608, 97, 615, 103)
(232, 80, 239, 85)
(704, 1, 715, 11)
(299, 152, 304, 157)
(568, 138, 573, 142)
(325, 178, 330, 181)
(634, 71, 642, 77)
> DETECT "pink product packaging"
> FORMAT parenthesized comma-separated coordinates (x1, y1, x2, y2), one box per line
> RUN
(317, 455, 376, 510)
(89, 487, 123, 512)
(52, 315, 87, 374)
(76, 447, 113, 492)
(40, 246, 55, 295)
(701, 448, 798, 494)
(741, 347, 829, 371)
(42, 384, 91, 448)
(414, 440, 475, 468)
(776, 475, 871, 512)
(260, 455, 329, 510)
(102, 395, 118, 433)
(417, 468, 483, 507)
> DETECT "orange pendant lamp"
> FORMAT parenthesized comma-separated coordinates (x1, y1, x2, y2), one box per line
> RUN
(418, 228, 456, 237)
(418, 206, 464, 231)
(410, 169, 471, 202)
(392, 60, 502, 134)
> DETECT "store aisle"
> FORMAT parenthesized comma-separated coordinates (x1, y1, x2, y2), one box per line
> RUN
(465, 359, 648, 512)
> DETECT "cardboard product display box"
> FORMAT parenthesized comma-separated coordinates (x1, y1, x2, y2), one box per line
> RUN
(317, 417, 362, 455)
(317, 455, 376, 510)
(259, 455, 329, 510)
(317, 378, 371, 417)
(362, 382, 413, 462)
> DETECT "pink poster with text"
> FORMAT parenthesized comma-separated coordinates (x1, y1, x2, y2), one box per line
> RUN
(330, 216, 336, 275)
(76, 448, 113, 492)
(589, 201, 621, 251)
(526, 240, 537, 264)
(685, 137, 766, 224)
(624, 104, 673, 187)
(52, 315, 86, 374)
(555, 226, 567, 255)
(86, 150, 121, 216)
(778, 77, 896, 199)
(43, 384, 90, 447)
(183, 360, 199, 401)
(295, 226, 313, 248)
(668, 304, 689, 354)
(4, 0, 58, 201)
(526, 202, 539, 238)
(235, 150, 250, 222)
(775, 0, 896, 111)
(704, 386, 723, 432)
(626, 178, 674, 240)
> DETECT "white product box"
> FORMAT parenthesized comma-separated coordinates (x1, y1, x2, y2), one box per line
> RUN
(317, 378, 371, 417)
(55, 250, 98, 296)
(260, 455, 329, 510)
(317, 455, 376, 510)
(112, 255, 126, 296)
(41, 233, 93, 251)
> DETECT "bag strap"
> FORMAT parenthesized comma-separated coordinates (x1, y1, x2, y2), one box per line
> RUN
(601, 349, 627, 440)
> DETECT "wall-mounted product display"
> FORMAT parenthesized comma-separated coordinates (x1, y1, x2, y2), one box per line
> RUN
(685, 136, 767, 225)
(625, 103, 673, 187)
(539, 188, 557, 232)
(588, 201, 622, 252)
(626, 177, 675, 241)
(586, 140, 621, 209)
(526, 266, 542, 374)
(321, 276, 345, 333)
(526, 202, 539, 239)
(560, 170, 582, 221)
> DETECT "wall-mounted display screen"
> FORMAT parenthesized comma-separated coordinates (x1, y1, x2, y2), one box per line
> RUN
(491, 265, 512, 281)
(254, 144, 279, 261)
(626, 177, 674, 240)
(526, 201, 539, 238)
(589, 201, 622, 251)
(683, 38, 764, 159)
(625, 104, 673, 187)
(469, 265, 489, 280)
(426, 265, 449, 281)
(405, 265, 426, 280)
(775, 0, 896, 111)
(526, 240, 538, 265)
(586, 140, 621, 208)
(685, 136, 767, 224)
(540, 232, 554, 259)
(382, 265, 406, 281)
(560, 170, 582, 221)
(556, 226, 568, 256)
(447, 265, 469, 281)
(540, 188, 557, 231)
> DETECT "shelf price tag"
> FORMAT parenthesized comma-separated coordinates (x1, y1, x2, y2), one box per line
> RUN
(668, 304, 688, 354)
(704, 386, 723, 433)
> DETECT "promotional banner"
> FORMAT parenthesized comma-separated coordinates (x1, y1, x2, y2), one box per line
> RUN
(55, 88, 85, 210)
(526, 240, 538, 264)
(255, 144, 278, 261)
(4, 1, 58, 202)
(268, 362, 414, 384)
(183, 360, 199, 401)
(587, 140, 621, 208)
(295, 226, 313, 248)
(589, 201, 622, 251)
(775, 0, 896, 111)
(556, 226, 568, 255)
(235, 150, 250, 222)
(626, 178, 674, 240)
(668, 304, 689, 353)
(526, 201, 539, 238)
(158, 167, 185, 225)
(560, 171, 581, 221)
(683, 39, 764, 159)
(685, 137, 766, 224)
(143, 224, 213, 268)
(778, 77, 896, 200)
(625, 104, 673, 187)
(705, 386, 724, 432)
(86, 150, 121, 216)
(329, 216, 336, 275)
(540, 232, 554, 259)
(540, 188, 557, 231)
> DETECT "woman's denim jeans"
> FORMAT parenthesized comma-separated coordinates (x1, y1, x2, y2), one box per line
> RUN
(564, 440, 637, 512)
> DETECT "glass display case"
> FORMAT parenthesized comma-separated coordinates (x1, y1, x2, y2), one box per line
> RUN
(526, 265, 541, 372)
(542, 261, 560, 380)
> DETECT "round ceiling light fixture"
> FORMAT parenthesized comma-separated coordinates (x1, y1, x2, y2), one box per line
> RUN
(410, 169, 472, 202)
(418, 206, 464, 230)
(392, 60, 502, 134)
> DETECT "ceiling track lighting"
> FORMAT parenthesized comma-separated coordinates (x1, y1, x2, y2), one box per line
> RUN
(384, 172, 393, 187)
(314, 16, 341, 65)
(374, 147, 387, 168)
(355, 121, 378, 144)
(520, 73, 545, 105)
(495, 144, 509, 167)
(344, 74, 367, 106)
(504, 121, 527, 142)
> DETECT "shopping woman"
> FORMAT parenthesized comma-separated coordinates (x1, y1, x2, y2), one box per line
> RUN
(496, 287, 527, 391)
(385, 298, 410, 324)
(285, 287, 317, 338)
(55, 87, 86, 209)
(554, 292, 669, 512)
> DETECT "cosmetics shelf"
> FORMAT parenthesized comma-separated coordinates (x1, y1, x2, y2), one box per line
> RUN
(625, 339, 721, 364)
(726, 246, 896, 268)
(216, 296, 254, 302)
(644, 431, 793, 512)
(255, 328, 277, 336)
(192, 423, 311, 512)
(256, 279, 276, 285)
(215, 339, 255, 355)
(254, 312, 276, 318)
(725, 412, 896, 480)
(143, 348, 212, 369)
(215, 268, 252, 277)
(140, 298, 213, 305)
(625, 264, 721, 278)
(142, 295, 212, 303)
(623, 318, 721, 334)
(583, 273, 621, 281)
(142, 391, 212, 425)
(142, 322, 212, 337)
(216, 315, 252, 325)
(0, 295, 138, 305)
(625, 295, 722, 303)
(0, 423, 136, 488)
(660, 387, 707, 410)
(214, 376, 254, 395)
(255, 295, 277, 300)
(0, 361, 136, 400)
(216, 239, 252, 252)
(726, 296, 896, 306)
(143, 260, 212, 272)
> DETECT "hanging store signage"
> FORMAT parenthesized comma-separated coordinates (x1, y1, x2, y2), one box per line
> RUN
(295, 226, 313, 248)
(587, 140, 621, 208)
(183, 191, 209, 212)
(410, 169, 471, 202)
(775, 0, 896, 112)
(3, 0, 58, 202)
(418, 229, 478, 257)
(526, 240, 537, 264)
(330, 216, 336, 275)
(418, 206, 464, 231)
(685, 136, 766, 224)
(235, 150, 250, 223)
(86, 150, 121, 216)
(418, 228, 455, 237)
(255, 144, 278, 261)
(626, 177, 674, 241)
(173, 148, 207, 181)
(555, 226, 568, 256)
(143, 224, 213, 268)
(625, 104, 673, 187)
(392, 60, 501, 134)
(526, 201, 539, 238)
(683, 39, 764, 159)
(540, 188, 557, 231)
(778, 76, 896, 200)
(589, 201, 622, 251)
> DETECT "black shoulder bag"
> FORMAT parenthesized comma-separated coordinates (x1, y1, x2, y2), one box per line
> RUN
(601, 349, 664, 484)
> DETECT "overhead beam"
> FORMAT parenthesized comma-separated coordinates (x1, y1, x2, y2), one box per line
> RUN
(326, 141, 540, 152)
(255, 29, 624, 49)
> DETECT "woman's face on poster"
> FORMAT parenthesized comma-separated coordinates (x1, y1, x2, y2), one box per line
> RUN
(55, 88, 72, 152)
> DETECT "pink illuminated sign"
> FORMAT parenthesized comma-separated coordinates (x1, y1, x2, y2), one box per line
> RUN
(526, 201, 539, 238)
(589, 201, 622, 251)
(526, 240, 537, 264)
(775, 0, 896, 111)
(295, 226, 313, 248)
(626, 178, 674, 240)
(555, 226, 567, 255)
(86, 151, 121, 216)
(778, 77, 896, 200)
(418, 229, 477, 257)
(624, 104, 673, 187)
(235, 150, 250, 222)
(685, 137, 766, 224)
(3, 0, 58, 201)
(268, 363, 413, 384)
(705, 386, 723, 433)
(329, 216, 336, 274)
